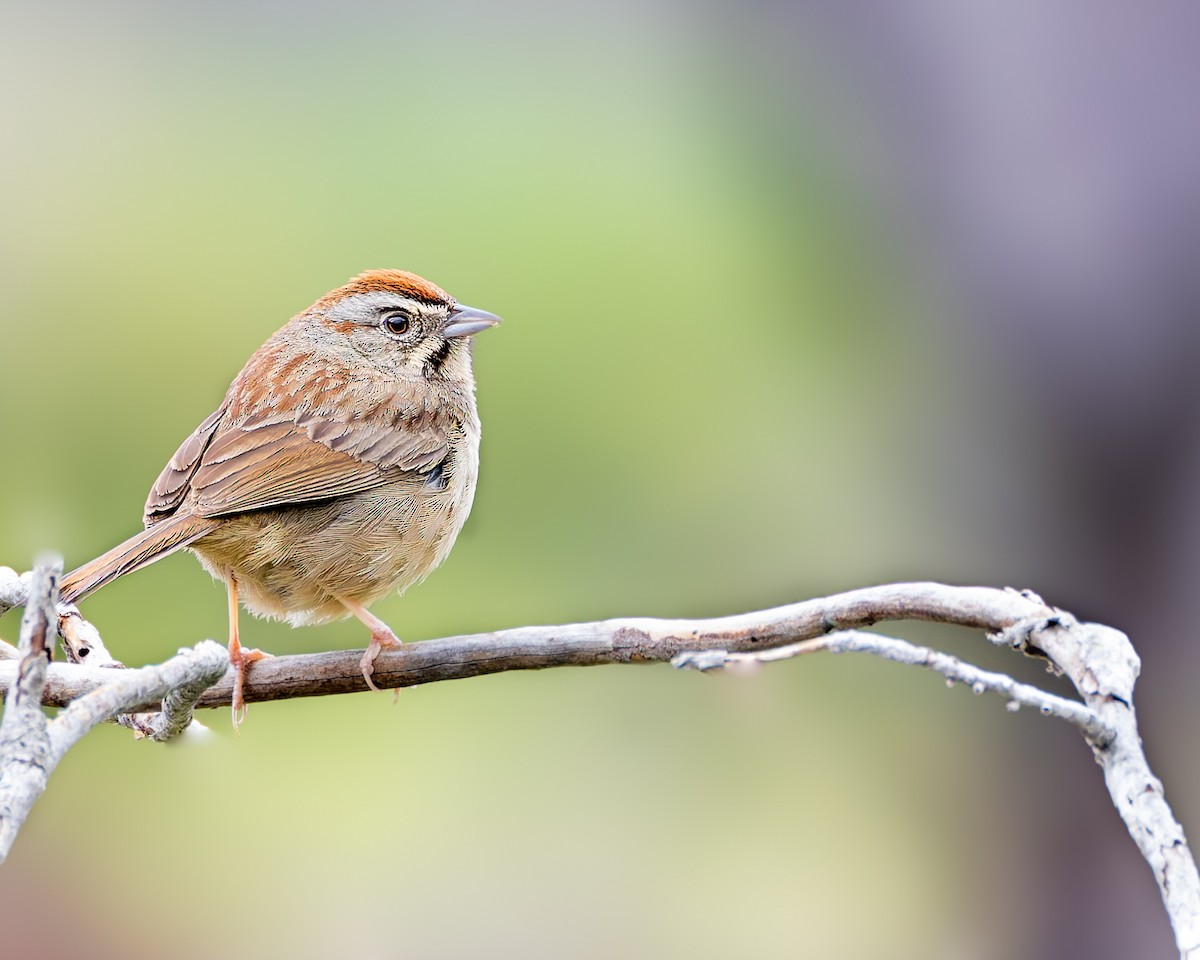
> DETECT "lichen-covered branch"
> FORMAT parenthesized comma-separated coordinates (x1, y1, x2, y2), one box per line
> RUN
(673, 628, 1112, 743)
(47, 641, 228, 751)
(995, 613, 1200, 957)
(0, 562, 231, 862)
(0, 567, 29, 618)
(58, 604, 122, 668)
(0, 559, 60, 860)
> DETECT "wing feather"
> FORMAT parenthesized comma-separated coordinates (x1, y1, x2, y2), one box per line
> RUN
(190, 422, 397, 517)
(143, 403, 452, 523)
(144, 405, 228, 524)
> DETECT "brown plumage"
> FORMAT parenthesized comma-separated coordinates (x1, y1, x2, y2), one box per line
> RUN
(61, 269, 500, 723)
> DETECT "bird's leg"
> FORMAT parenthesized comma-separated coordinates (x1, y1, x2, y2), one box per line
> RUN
(338, 598, 402, 691)
(226, 573, 272, 729)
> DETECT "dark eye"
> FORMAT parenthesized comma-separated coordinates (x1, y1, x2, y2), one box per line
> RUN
(383, 314, 411, 336)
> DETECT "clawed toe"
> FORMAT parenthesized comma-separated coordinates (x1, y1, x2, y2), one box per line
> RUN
(360, 629, 402, 692)
(230, 646, 272, 730)
(360, 639, 382, 692)
(337, 598, 403, 693)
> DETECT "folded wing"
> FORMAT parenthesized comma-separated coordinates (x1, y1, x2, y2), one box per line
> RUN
(144, 405, 450, 523)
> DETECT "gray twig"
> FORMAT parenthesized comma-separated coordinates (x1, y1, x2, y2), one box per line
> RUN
(672, 629, 1113, 744)
(47, 641, 228, 753)
(996, 614, 1200, 958)
(0, 559, 61, 860)
(0, 567, 29, 618)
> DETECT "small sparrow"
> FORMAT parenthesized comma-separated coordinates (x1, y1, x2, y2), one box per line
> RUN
(60, 269, 500, 723)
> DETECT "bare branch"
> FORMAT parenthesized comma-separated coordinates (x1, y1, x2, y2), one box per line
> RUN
(0, 558, 61, 860)
(0, 567, 28, 618)
(47, 641, 228, 752)
(0, 635, 229, 863)
(15, 582, 1055, 709)
(997, 615, 1200, 957)
(673, 629, 1112, 743)
(0, 577, 1194, 953)
(58, 605, 122, 668)
(0, 581, 1055, 708)
(0, 562, 229, 862)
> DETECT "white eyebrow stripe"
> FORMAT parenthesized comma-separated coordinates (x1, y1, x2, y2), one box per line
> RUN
(324, 291, 439, 324)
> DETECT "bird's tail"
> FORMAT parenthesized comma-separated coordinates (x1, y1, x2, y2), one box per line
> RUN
(61, 514, 219, 604)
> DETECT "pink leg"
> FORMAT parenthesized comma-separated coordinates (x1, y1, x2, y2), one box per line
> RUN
(339, 598, 402, 691)
(226, 573, 272, 730)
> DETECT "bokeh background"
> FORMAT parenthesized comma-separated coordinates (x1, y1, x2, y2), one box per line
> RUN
(2, 1, 1198, 957)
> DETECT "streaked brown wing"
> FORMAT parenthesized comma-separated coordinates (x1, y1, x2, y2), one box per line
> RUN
(188, 420, 407, 518)
(144, 404, 229, 524)
(291, 400, 450, 473)
(143, 380, 452, 522)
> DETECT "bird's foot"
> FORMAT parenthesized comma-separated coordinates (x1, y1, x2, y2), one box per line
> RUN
(360, 628, 402, 692)
(230, 646, 273, 731)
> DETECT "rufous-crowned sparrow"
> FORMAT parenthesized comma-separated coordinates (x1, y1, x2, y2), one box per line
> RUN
(60, 269, 499, 722)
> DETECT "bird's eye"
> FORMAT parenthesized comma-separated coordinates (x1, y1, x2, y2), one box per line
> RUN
(383, 314, 411, 337)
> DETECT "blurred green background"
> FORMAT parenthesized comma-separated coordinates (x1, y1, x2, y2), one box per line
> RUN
(2, 2, 1197, 958)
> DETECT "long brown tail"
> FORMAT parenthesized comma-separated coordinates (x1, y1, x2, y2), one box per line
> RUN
(60, 514, 220, 604)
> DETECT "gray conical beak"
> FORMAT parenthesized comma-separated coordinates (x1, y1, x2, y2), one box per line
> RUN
(443, 304, 501, 338)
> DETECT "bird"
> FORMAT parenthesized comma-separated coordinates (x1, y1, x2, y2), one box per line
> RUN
(60, 269, 500, 724)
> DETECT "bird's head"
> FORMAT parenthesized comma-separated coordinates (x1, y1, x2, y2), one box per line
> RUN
(305, 269, 500, 383)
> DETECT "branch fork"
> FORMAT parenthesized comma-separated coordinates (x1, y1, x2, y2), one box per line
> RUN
(0, 560, 228, 862)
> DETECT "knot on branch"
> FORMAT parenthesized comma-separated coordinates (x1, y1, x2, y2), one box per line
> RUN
(58, 607, 123, 668)
(671, 650, 732, 672)
(993, 614, 1140, 710)
(1067, 622, 1141, 706)
(989, 613, 1079, 673)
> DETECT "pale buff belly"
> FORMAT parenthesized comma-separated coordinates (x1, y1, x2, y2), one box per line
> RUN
(188, 472, 475, 626)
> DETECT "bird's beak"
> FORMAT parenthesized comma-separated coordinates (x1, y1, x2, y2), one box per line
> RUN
(443, 304, 501, 338)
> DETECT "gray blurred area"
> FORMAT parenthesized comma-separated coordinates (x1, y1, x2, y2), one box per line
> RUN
(749, 1, 1200, 956)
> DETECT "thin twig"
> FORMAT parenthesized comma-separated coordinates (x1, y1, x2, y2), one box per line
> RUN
(47, 641, 228, 752)
(672, 629, 1113, 744)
